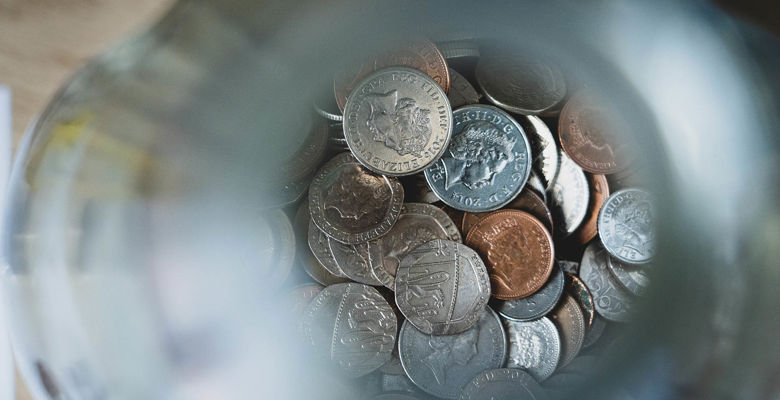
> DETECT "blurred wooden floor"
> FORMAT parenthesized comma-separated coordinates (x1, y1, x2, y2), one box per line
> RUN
(0, 1, 174, 397)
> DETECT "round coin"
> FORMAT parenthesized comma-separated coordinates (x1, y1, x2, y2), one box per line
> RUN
(309, 152, 404, 244)
(558, 91, 631, 174)
(548, 294, 586, 368)
(448, 68, 480, 108)
(395, 239, 490, 335)
(398, 307, 507, 399)
(502, 317, 561, 381)
(330, 239, 385, 286)
(424, 105, 532, 212)
(368, 203, 462, 289)
(597, 188, 656, 264)
(515, 115, 559, 190)
(549, 151, 589, 237)
(565, 274, 595, 329)
(579, 241, 633, 322)
(494, 263, 564, 322)
(300, 283, 397, 378)
(460, 368, 547, 400)
(344, 67, 453, 176)
(606, 255, 649, 296)
(572, 173, 610, 244)
(465, 210, 555, 300)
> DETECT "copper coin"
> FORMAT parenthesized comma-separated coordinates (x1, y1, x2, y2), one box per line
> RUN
(558, 91, 631, 174)
(333, 39, 450, 111)
(465, 210, 555, 300)
(572, 173, 610, 244)
(460, 189, 553, 237)
(565, 273, 595, 329)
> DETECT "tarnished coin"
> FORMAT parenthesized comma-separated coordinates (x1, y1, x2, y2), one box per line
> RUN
(460, 189, 553, 236)
(459, 368, 547, 400)
(598, 188, 656, 264)
(558, 91, 631, 174)
(565, 273, 595, 329)
(582, 315, 607, 349)
(515, 115, 559, 190)
(579, 241, 633, 322)
(309, 152, 404, 244)
(398, 307, 507, 399)
(330, 239, 385, 286)
(448, 68, 480, 108)
(308, 219, 347, 278)
(549, 151, 589, 237)
(475, 46, 566, 115)
(572, 173, 610, 244)
(300, 283, 397, 378)
(549, 294, 586, 368)
(334, 39, 450, 111)
(395, 239, 490, 335)
(465, 210, 555, 300)
(607, 255, 649, 296)
(369, 203, 462, 289)
(344, 67, 453, 176)
(503, 317, 561, 381)
(495, 264, 564, 322)
(425, 105, 532, 212)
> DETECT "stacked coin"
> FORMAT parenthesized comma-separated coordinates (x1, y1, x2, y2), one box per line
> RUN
(279, 38, 657, 399)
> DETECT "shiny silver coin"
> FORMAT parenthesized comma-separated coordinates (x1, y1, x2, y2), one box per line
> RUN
(549, 295, 586, 368)
(329, 239, 384, 286)
(425, 105, 532, 212)
(502, 317, 561, 381)
(459, 368, 547, 400)
(307, 219, 347, 278)
(395, 239, 490, 335)
(369, 203, 462, 289)
(475, 47, 566, 115)
(598, 188, 656, 264)
(607, 255, 649, 296)
(344, 67, 453, 176)
(579, 241, 633, 322)
(495, 264, 564, 322)
(448, 68, 480, 108)
(300, 283, 397, 378)
(309, 152, 404, 244)
(582, 315, 607, 349)
(399, 307, 507, 399)
(515, 115, 559, 191)
(549, 151, 589, 236)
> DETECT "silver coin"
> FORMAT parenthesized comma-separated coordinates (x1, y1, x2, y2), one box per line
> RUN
(558, 260, 580, 275)
(495, 264, 564, 322)
(549, 151, 589, 236)
(368, 203, 462, 289)
(515, 115, 559, 191)
(395, 239, 490, 335)
(300, 283, 397, 378)
(582, 315, 607, 349)
(459, 368, 547, 400)
(399, 307, 507, 399)
(549, 295, 586, 368)
(502, 317, 561, 381)
(425, 105, 532, 212)
(579, 241, 633, 322)
(597, 188, 656, 264)
(330, 239, 385, 286)
(344, 67, 453, 176)
(309, 152, 404, 244)
(448, 68, 480, 108)
(314, 96, 344, 122)
(475, 47, 566, 115)
(307, 219, 347, 278)
(606, 255, 649, 296)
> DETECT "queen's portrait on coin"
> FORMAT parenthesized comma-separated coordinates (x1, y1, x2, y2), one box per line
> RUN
(365, 90, 432, 157)
(443, 121, 516, 190)
(422, 327, 480, 384)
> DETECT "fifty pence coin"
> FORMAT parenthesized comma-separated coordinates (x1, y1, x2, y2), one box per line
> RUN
(515, 115, 559, 190)
(369, 203, 462, 289)
(503, 317, 561, 381)
(494, 263, 564, 322)
(395, 239, 490, 335)
(565, 273, 596, 329)
(448, 68, 481, 108)
(549, 151, 589, 237)
(598, 188, 656, 264)
(579, 241, 633, 322)
(459, 368, 547, 400)
(330, 239, 385, 286)
(344, 67, 453, 176)
(607, 255, 649, 296)
(300, 283, 398, 378)
(549, 294, 586, 369)
(309, 152, 404, 244)
(465, 210, 555, 300)
(425, 105, 532, 212)
(398, 307, 507, 399)
(572, 173, 610, 245)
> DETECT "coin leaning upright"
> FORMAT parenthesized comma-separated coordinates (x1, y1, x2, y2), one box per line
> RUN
(344, 67, 453, 176)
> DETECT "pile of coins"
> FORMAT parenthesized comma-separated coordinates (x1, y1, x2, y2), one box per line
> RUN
(278, 38, 656, 400)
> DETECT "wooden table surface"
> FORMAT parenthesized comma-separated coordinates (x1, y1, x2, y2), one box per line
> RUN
(0, 1, 174, 397)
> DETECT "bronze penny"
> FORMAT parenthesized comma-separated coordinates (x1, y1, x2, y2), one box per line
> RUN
(465, 210, 555, 300)
(565, 273, 595, 329)
(460, 189, 554, 237)
(572, 173, 610, 244)
(558, 91, 631, 174)
(333, 39, 450, 111)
